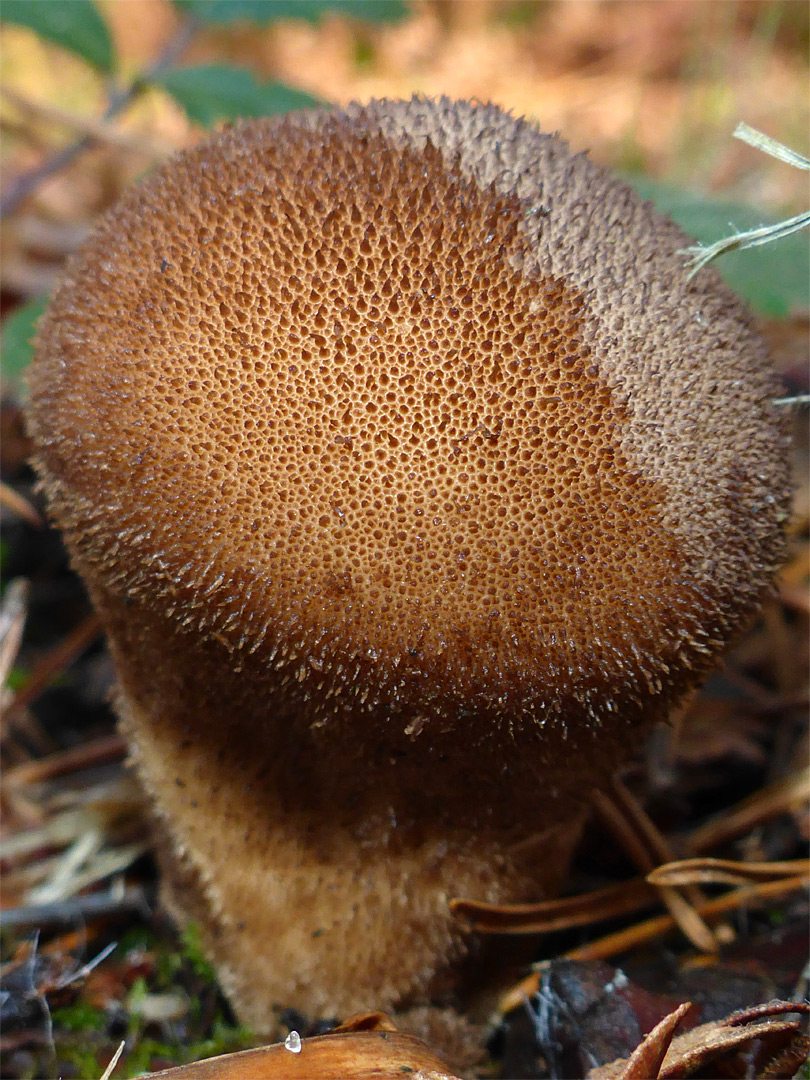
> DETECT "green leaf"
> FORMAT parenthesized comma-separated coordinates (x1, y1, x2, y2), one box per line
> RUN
(155, 65, 324, 126)
(173, 0, 407, 25)
(629, 177, 810, 317)
(1, 0, 115, 73)
(1, 297, 49, 387)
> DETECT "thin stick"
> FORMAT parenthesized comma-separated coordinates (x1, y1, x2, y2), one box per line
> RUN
(0, 887, 149, 930)
(1, 86, 172, 157)
(2, 613, 102, 726)
(3, 732, 127, 789)
(686, 766, 810, 853)
(0, 18, 198, 219)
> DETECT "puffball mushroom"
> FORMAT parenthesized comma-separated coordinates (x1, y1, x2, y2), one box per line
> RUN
(28, 97, 789, 1026)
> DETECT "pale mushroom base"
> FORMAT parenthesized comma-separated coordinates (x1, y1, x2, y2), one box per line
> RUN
(100, 593, 592, 1029)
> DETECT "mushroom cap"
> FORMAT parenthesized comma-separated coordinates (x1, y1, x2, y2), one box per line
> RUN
(28, 97, 789, 748)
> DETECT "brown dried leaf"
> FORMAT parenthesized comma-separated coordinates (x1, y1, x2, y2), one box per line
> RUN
(140, 1029, 462, 1079)
(615, 1002, 693, 1080)
(588, 1001, 810, 1079)
(332, 1010, 399, 1033)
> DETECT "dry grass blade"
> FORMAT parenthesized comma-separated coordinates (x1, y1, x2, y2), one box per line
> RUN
(0, 482, 42, 527)
(684, 126, 810, 278)
(30, 835, 151, 905)
(99, 1040, 125, 1080)
(0, 578, 29, 689)
(1, 766, 147, 910)
(647, 856, 810, 888)
(2, 806, 113, 862)
(734, 122, 810, 170)
(28, 827, 105, 904)
(449, 877, 657, 934)
(686, 766, 810, 853)
(614, 1001, 693, 1080)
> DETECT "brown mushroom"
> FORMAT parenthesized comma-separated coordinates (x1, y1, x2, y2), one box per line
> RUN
(27, 98, 790, 1028)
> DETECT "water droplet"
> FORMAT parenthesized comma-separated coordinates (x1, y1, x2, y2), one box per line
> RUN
(284, 1031, 302, 1054)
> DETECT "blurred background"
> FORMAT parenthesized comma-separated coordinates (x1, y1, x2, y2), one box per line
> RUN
(1, 0, 808, 306)
(0, 4, 808, 1078)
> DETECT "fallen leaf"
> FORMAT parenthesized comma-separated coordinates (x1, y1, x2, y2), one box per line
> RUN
(138, 1028, 461, 1079)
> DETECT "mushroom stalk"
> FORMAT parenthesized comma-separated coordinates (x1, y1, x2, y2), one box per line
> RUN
(105, 594, 585, 1021)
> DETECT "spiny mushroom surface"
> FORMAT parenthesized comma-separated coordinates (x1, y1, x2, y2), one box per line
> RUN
(28, 97, 789, 1027)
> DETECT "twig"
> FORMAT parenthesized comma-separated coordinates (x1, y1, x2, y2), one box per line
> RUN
(0, 17, 198, 219)
(685, 766, 810, 854)
(2, 612, 102, 727)
(0, 887, 150, 931)
(3, 732, 127, 790)
(29, 827, 105, 904)
(1, 86, 173, 158)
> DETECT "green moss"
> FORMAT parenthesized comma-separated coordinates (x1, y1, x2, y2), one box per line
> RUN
(51, 1000, 107, 1033)
(179, 922, 217, 981)
(4, 666, 28, 692)
(58, 1041, 105, 1080)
